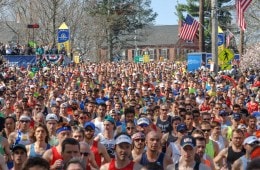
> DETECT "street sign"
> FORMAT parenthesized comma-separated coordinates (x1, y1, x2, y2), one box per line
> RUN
(143, 54, 150, 63)
(219, 48, 234, 63)
(134, 56, 143, 63)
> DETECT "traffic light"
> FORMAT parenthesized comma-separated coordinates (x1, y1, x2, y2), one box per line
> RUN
(27, 24, 39, 28)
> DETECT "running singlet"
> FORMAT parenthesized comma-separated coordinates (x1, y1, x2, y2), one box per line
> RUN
(227, 146, 245, 169)
(50, 147, 63, 166)
(14, 130, 31, 146)
(98, 133, 115, 158)
(108, 159, 134, 170)
(29, 143, 51, 158)
(205, 140, 214, 159)
(90, 140, 102, 167)
(140, 151, 165, 167)
(169, 142, 181, 164)
(156, 116, 172, 134)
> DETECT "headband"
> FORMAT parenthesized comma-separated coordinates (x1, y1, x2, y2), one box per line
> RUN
(56, 126, 72, 134)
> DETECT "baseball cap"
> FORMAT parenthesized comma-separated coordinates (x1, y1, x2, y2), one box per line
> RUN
(84, 122, 95, 130)
(137, 117, 150, 126)
(243, 136, 259, 145)
(12, 144, 27, 153)
(46, 114, 58, 122)
(19, 115, 31, 121)
(132, 132, 145, 140)
(252, 111, 260, 118)
(232, 113, 242, 120)
(237, 124, 247, 130)
(219, 110, 228, 116)
(180, 136, 196, 148)
(109, 109, 120, 115)
(115, 134, 132, 145)
(172, 116, 181, 122)
(56, 97, 63, 102)
(250, 93, 256, 98)
(177, 123, 188, 132)
(104, 115, 115, 124)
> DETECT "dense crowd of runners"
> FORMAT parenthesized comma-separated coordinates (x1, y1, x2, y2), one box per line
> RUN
(0, 59, 259, 170)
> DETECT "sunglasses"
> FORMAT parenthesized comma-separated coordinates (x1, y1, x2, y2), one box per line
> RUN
(134, 138, 145, 142)
(203, 118, 211, 121)
(80, 152, 89, 157)
(79, 117, 86, 120)
(20, 120, 30, 123)
(201, 129, 211, 133)
(126, 127, 135, 130)
(85, 128, 94, 132)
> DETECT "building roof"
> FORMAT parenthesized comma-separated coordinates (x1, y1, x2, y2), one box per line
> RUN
(135, 25, 179, 46)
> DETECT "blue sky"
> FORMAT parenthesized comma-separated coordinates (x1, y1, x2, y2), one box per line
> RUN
(151, 0, 186, 25)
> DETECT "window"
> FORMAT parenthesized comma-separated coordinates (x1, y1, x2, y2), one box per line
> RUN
(148, 49, 157, 60)
(160, 48, 169, 59)
(135, 49, 142, 56)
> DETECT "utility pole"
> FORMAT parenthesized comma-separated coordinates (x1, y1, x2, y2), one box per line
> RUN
(239, 29, 244, 56)
(199, 0, 205, 52)
(211, 0, 218, 74)
(107, 0, 112, 61)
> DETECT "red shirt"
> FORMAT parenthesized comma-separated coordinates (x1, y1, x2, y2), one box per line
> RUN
(50, 147, 63, 166)
(108, 159, 134, 170)
(90, 140, 102, 167)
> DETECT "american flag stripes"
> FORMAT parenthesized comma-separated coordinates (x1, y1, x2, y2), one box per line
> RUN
(236, 0, 252, 31)
(179, 14, 200, 41)
(226, 30, 234, 47)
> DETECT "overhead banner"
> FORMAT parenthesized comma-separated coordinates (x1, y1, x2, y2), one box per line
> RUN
(57, 22, 70, 54)
(4, 55, 36, 67)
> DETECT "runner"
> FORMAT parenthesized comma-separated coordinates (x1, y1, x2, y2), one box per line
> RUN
(100, 133, 143, 170)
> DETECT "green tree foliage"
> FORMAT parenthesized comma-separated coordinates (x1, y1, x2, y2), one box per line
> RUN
(88, 0, 157, 61)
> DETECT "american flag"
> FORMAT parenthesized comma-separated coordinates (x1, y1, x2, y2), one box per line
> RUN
(179, 14, 200, 41)
(236, 0, 252, 31)
(226, 30, 234, 47)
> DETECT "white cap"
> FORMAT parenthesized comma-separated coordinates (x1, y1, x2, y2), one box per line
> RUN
(56, 97, 63, 102)
(46, 114, 58, 122)
(243, 136, 259, 145)
(19, 115, 31, 121)
(137, 117, 150, 126)
(237, 124, 247, 130)
(115, 134, 132, 145)
(159, 83, 164, 88)
(109, 109, 120, 115)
